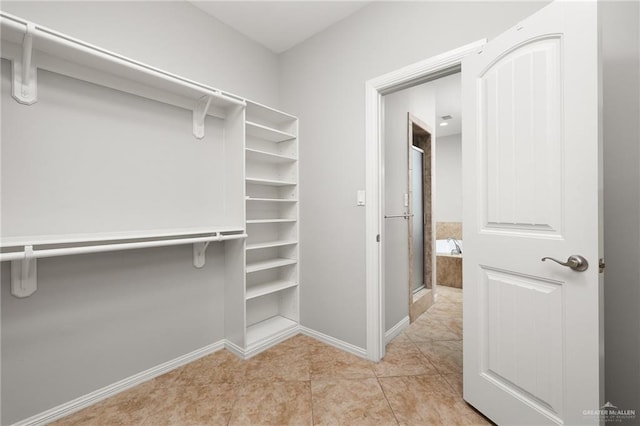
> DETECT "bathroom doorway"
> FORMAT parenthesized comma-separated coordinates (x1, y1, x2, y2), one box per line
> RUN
(382, 71, 463, 340)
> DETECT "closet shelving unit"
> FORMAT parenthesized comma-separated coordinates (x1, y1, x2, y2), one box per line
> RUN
(243, 101, 300, 354)
(0, 12, 301, 358)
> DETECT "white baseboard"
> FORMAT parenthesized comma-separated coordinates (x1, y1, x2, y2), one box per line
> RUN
(12, 340, 225, 426)
(299, 326, 367, 359)
(385, 316, 410, 344)
(224, 339, 246, 359)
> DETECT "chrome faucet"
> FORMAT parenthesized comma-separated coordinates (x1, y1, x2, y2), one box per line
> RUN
(447, 237, 462, 255)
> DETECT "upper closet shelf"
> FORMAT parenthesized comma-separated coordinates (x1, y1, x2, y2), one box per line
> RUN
(0, 13, 246, 139)
(246, 121, 296, 143)
(246, 197, 298, 203)
(246, 100, 296, 125)
(246, 258, 297, 273)
(246, 177, 296, 187)
(246, 148, 296, 164)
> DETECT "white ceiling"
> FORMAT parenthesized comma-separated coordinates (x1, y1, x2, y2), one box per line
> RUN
(190, 1, 370, 53)
(433, 73, 461, 137)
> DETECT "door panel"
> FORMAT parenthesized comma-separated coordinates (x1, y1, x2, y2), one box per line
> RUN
(463, 2, 602, 424)
(482, 37, 562, 234)
(482, 267, 564, 418)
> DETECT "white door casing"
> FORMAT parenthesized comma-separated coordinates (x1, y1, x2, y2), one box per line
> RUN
(462, 2, 603, 425)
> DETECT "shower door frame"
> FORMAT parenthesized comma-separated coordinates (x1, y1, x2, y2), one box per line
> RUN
(407, 113, 435, 322)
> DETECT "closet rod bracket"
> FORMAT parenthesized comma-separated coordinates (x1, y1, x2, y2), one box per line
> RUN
(12, 22, 38, 105)
(193, 95, 213, 139)
(11, 245, 38, 298)
(193, 239, 213, 268)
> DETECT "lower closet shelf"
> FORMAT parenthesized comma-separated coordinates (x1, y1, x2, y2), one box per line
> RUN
(246, 280, 297, 300)
(246, 219, 296, 224)
(246, 258, 296, 273)
(246, 316, 298, 347)
(246, 240, 297, 250)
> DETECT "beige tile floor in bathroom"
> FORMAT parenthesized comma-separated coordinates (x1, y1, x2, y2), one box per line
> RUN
(53, 286, 492, 425)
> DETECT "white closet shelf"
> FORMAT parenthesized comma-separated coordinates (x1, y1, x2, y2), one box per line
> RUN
(246, 177, 296, 187)
(1, 227, 246, 262)
(246, 148, 296, 164)
(246, 219, 296, 224)
(3, 227, 247, 298)
(246, 121, 296, 143)
(246, 197, 298, 203)
(246, 315, 298, 347)
(0, 226, 244, 249)
(246, 280, 298, 300)
(246, 101, 297, 126)
(246, 258, 297, 273)
(246, 240, 298, 251)
(0, 13, 245, 137)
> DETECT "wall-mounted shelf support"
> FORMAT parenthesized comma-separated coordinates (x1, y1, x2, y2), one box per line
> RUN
(12, 22, 37, 105)
(193, 241, 210, 268)
(193, 95, 213, 139)
(11, 245, 37, 298)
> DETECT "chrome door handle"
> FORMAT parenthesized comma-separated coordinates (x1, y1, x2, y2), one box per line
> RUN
(384, 213, 414, 219)
(541, 255, 589, 272)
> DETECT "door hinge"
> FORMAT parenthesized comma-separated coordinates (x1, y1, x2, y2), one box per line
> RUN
(599, 258, 605, 273)
(376, 234, 380, 243)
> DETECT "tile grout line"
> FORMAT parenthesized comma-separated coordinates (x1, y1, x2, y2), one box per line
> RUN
(225, 382, 242, 426)
(440, 373, 462, 397)
(376, 377, 401, 426)
(308, 350, 316, 426)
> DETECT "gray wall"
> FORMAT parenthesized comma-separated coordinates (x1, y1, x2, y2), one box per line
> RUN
(435, 134, 462, 223)
(601, 1, 640, 421)
(0, 2, 278, 424)
(383, 84, 435, 332)
(279, 1, 548, 348)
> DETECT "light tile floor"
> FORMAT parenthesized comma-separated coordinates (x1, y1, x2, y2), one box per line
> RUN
(53, 286, 492, 425)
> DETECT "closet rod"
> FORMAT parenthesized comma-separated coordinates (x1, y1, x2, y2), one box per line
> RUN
(0, 13, 246, 108)
(0, 233, 248, 262)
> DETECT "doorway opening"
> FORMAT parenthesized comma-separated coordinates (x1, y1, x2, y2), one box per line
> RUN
(364, 40, 483, 362)
(382, 71, 463, 338)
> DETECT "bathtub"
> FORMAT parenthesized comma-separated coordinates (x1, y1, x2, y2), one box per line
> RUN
(436, 239, 463, 257)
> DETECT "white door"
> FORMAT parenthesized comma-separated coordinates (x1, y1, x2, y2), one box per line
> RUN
(462, 2, 602, 425)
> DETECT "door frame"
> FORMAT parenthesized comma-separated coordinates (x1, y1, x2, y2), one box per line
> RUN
(364, 39, 485, 361)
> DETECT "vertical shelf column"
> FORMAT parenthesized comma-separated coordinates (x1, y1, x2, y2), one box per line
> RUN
(244, 101, 300, 353)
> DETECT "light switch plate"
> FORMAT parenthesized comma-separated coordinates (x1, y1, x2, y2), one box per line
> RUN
(404, 193, 409, 207)
(357, 190, 366, 206)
